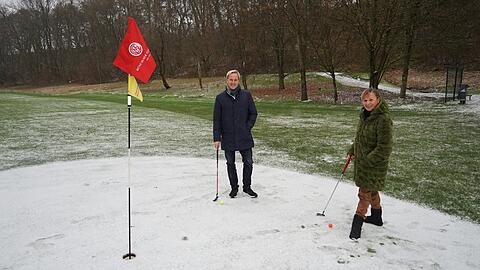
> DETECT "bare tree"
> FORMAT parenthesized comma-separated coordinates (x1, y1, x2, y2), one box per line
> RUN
(398, 0, 427, 98)
(259, 0, 290, 91)
(2, 0, 479, 88)
(416, 0, 479, 68)
(188, 0, 216, 90)
(284, 0, 311, 101)
(0, 5, 15, 84)
(309, 1, 350, 103)
(340, 0, 402, 89)
(16, 0, 59, 82)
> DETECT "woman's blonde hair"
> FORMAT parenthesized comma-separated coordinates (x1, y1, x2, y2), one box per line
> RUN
(361, 88, 381, 100)
(226, 69, 241, 79)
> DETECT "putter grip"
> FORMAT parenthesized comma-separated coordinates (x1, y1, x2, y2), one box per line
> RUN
(341, 155, 352, 175)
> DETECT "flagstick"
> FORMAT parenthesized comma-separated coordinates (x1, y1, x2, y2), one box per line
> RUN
(123, 94, 136, 260)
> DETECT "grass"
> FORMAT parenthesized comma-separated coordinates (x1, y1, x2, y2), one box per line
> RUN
(348, 72, 370, 81)
(468, 86, 480, 95)
(0, 84, 479, 223)
(247, 72, 335, 87)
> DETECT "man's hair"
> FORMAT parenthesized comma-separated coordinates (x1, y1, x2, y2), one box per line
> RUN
(361, 88, 381, 100)
(226, 69, 241, 79)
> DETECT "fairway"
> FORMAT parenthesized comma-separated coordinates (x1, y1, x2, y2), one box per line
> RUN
(0, 92, 479, 223)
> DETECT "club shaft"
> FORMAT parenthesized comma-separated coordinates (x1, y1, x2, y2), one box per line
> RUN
(321, 174, 343, 214)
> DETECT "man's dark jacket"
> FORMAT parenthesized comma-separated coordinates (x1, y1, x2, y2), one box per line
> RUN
(213, 88, 257, 151)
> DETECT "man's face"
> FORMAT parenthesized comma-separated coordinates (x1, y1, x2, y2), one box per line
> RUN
(362, 92, 379, 112)
(226, 73, 240, 90)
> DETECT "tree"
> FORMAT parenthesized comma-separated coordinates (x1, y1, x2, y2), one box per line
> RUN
(398, 0, 420, 98)
(340, 0, 402, 89)
(51, 1, 87, 82)
(284, 0, 311, 101)
(0, 5, 15, 84)
(415, 0, 479, 68)
(188, 0, 217, 90)
(145, 0, 171, 89)
(258, 0, 291, 91)
(1, 0, 479, 88)
(309, 1, 350, 103)
(82, 0, 127, 82)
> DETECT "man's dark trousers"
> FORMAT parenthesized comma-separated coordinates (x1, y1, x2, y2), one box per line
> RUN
(224, 148, 253, 189)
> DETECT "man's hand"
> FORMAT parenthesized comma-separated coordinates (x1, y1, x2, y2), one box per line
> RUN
(214, 141, 221, 150)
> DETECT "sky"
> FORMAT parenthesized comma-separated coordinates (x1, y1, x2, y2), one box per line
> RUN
(0, 0, 15, 4)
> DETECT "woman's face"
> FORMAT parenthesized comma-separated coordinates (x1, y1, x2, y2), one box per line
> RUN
(362, 92, 379, 112)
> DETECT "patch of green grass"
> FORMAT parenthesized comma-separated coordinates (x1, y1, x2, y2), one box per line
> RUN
(347, 72, 370, 81)
(1, 91, 479, 223)
(247, 72, 337, 88)
(467, 87, 480, 95)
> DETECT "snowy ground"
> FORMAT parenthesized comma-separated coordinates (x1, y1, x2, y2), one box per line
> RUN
(316, 72, 444, 98)
(317, 72, 480, 116)
(1, 156, 479, 270)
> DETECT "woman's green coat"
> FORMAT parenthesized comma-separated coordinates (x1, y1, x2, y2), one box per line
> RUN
(348, 100, 393, 191)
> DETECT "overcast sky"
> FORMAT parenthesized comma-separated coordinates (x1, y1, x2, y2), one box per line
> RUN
(0, 0, 16, 6)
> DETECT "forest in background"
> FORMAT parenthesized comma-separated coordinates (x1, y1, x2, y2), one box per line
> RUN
(1, 0, 479, 100)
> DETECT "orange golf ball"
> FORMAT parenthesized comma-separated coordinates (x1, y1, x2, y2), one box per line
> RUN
(328, 223, 333, 229)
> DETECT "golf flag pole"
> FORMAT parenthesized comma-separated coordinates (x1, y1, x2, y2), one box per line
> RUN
(114, 17, 156, 260)
(124, 94, 135, 260)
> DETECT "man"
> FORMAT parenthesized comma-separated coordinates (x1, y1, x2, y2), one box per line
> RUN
(213, 70, 258, 198)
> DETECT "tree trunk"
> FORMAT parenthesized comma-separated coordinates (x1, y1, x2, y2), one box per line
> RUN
(155, 56, 171, 90)
(93, 41, 103, 83)
(400, 0, 419, 99)
(154, 48, 171, 90)
(161, 73, 171, 90)
(297, 33, 308, 101)
(242, 62, 248, 90)
(331, 70, 338, 103)
(368, 49, 380, 89)
(400, 36, 413, 98)
(197, 59, 203, 91)
(275, 44, 285, 91)
(241, 42, 248, 90)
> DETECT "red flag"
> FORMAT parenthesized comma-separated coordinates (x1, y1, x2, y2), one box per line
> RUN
(114, 17, 156, 83)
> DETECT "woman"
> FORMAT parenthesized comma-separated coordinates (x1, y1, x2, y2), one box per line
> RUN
(348, 89, 393, 240)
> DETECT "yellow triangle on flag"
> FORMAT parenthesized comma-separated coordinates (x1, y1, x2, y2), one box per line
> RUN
(128, 74, 143, 102)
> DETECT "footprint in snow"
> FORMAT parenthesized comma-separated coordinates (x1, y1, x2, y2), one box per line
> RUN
(28, 234, 65, 249)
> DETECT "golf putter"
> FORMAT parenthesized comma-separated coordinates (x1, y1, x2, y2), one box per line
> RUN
(317, 154, 352, 216)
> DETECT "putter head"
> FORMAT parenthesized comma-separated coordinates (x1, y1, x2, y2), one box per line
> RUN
(316, 212, 326, 216)
(213, 195, 219, 202)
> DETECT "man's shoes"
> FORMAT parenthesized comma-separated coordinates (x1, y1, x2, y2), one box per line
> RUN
(229, 186, 239, 198)
(243, 187, 258, 198)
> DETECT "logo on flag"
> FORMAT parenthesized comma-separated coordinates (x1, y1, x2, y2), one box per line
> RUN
(129, 42, 143, 57)
(113, 17, 156, 83)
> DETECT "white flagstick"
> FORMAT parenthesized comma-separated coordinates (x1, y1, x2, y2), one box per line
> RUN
(128, 94, 132, 187)
(123, 94, 136, 260)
